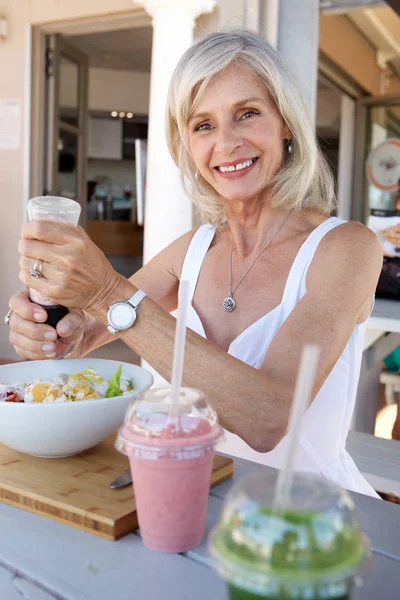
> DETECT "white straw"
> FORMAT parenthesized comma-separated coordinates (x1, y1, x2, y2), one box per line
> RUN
(170, 280, 190, 408)
(273, 344, 321, 511)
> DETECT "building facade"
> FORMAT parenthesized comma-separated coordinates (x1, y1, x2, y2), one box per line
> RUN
(0, 0, 399, 359)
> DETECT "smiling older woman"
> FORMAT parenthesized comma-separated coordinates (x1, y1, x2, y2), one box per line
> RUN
(9, 30, 382, 496)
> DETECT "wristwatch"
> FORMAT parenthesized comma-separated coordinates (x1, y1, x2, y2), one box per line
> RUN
(107, 289, 147, 334)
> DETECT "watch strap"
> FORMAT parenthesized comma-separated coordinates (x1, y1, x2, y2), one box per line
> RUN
(126, 289, 147, 310)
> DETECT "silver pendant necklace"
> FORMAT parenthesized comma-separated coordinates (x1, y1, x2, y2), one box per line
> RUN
(223, 214, 290, 312)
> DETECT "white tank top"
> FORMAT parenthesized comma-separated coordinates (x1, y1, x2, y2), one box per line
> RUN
(179, 218, 378, 498)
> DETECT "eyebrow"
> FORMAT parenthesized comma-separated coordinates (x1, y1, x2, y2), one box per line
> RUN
(189, 97, 265, 123)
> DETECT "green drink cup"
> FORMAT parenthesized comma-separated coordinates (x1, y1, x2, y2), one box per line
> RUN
(209, 471, 370, 600)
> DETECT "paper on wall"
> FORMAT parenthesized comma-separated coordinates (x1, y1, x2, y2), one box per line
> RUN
(0, 99, 20, 150)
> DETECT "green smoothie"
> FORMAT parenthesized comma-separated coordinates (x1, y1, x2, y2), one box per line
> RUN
(211, 508, 366, 600)
(227, 584, 349, 600)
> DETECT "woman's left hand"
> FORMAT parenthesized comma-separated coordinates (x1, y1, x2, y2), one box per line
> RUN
(18, 221, 122, 314)
(383, 224, 400, 248)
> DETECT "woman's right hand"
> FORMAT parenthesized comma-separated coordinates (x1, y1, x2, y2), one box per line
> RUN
(8, 290, 86, 360)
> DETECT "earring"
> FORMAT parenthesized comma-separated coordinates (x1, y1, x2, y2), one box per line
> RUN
(286, 139, 293, 155)
(195, 170, 199, 180)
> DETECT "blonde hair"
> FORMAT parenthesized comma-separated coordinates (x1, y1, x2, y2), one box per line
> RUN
(166, 29, 336, 226)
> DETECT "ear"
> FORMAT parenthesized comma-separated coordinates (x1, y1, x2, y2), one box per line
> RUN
(282, 121, 291, 141)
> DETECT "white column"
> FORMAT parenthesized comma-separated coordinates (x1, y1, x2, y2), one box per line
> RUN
(263, 0, 279, 48)
(337, 94, 356, 221)
(134, 0, 216, 264)
(277, 0, 319, 126)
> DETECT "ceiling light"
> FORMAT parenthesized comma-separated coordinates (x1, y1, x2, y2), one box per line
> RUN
(119, 112, 126, 118)
(127, 112, 134, 119)
(111, 111, 118, 117)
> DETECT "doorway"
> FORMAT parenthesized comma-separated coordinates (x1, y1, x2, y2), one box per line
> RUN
(30, 12, 152, 280)
(316, 73, 357, 221)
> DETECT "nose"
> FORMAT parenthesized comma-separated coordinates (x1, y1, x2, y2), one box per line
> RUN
(214, 123, 243, 156)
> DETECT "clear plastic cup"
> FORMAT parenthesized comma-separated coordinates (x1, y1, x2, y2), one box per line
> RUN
(28, 196, 81, 224)
(27, 196, 81, 327)
(116, 386, 224, 553)
(209, 471, 370, 600)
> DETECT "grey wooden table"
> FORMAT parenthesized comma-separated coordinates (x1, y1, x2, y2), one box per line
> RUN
(0, 456, 399, 600)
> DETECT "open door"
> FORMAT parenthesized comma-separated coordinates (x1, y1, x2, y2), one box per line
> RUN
(44, 34, 88, 226)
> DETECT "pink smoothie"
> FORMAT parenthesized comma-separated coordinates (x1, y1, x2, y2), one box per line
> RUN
(119, 412, 222, 553)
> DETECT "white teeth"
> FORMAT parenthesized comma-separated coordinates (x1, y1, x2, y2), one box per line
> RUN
(218, 159, 255, 173)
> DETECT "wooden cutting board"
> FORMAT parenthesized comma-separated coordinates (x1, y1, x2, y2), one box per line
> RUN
(0, 435, 233, 540)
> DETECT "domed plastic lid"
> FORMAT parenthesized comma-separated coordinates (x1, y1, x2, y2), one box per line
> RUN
(28, 197, 81, 224)
(116, 386, 223, 459)
(209, 471, 370, 597)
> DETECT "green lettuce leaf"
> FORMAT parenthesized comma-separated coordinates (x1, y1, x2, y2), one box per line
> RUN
(105, 364, 123, 398)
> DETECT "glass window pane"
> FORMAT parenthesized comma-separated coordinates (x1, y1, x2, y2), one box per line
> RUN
(59, 55, 79, 127)
(57, 128, 78, 199)
(365, 104, 400, 260)
(365, 105, 400, 212)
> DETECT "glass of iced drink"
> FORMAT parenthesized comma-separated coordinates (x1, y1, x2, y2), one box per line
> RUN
(27, 196, 81, 328)
(116, 386, 223, 553)
(209, 470, 370, 600)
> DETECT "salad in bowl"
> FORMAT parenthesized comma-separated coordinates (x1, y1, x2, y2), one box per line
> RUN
(0, 358, 153, 458)
(0, 364, 133, 404)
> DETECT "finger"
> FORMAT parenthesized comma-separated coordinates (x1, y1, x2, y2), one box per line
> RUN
(56, 310, 85, 340)
(13, 345, 44, 361)
(19, 254, 50, 273)
(9, 290, 48, 323)
(13, 344, 56, 361)
(9, 311, 58, 342)
(19, 267, 51, 297)
(21, 221, 78, 243)
(10, 331, 57, 359)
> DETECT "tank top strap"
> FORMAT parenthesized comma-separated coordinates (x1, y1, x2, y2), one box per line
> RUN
(281, 217, 347, 306)
(179, 224, 216, 303)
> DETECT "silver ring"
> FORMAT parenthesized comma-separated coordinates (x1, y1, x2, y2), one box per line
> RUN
(4, 308, 13, 326)
(29, 259, 43, 279)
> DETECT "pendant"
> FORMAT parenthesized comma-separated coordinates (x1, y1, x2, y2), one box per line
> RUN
(223, 293, 236, 312)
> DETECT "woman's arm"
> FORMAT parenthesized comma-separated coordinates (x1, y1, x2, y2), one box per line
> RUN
(69, 228, 197, 357)
(10, 228, 196, 361)
(18, 221, 382, 453)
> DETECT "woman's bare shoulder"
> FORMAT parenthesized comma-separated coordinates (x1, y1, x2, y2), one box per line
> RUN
(321, 220, 382, 259)
(309, 219, 383, 289)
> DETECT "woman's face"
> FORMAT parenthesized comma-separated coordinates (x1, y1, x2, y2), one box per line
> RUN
(188, 62, 290, 210)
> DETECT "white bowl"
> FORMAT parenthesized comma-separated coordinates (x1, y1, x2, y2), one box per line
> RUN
(0, 358, 153, 458)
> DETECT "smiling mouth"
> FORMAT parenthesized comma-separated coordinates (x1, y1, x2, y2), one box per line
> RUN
(215, 158, 258, 173)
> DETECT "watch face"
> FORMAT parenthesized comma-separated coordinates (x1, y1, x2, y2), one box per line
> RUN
(109, 302, 136, 330)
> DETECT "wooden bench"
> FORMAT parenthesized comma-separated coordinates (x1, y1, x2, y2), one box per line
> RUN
(347, 430, 400, 498)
